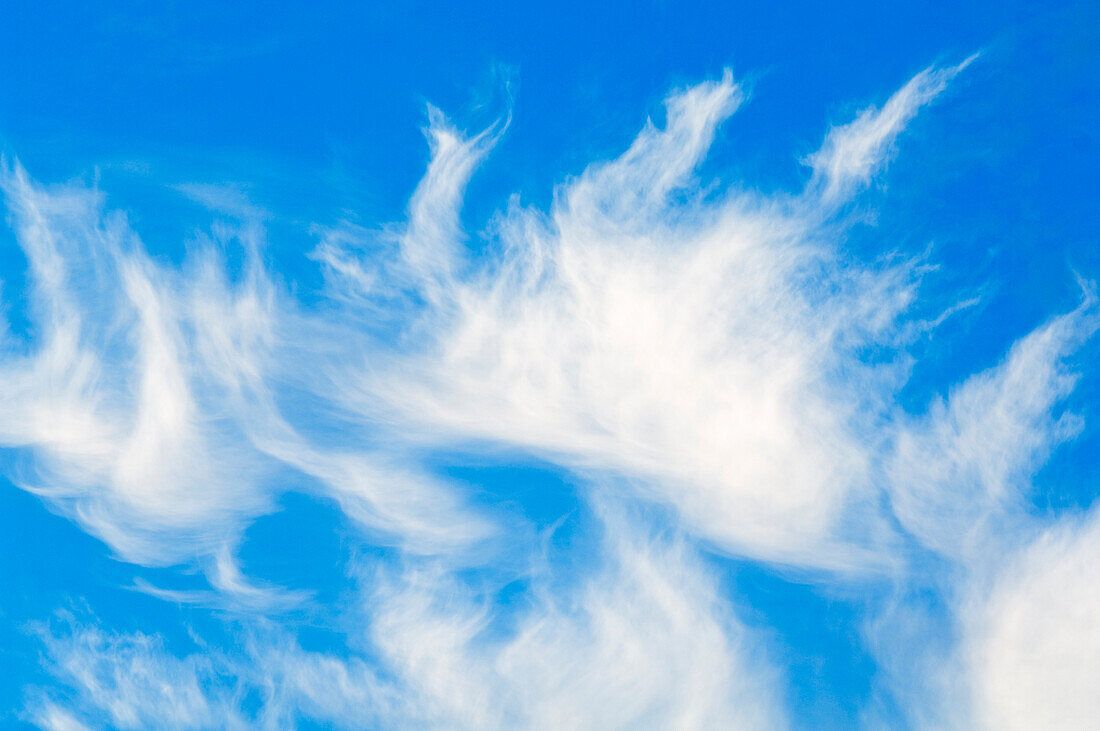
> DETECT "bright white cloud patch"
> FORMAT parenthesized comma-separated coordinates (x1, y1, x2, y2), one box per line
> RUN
(966, 511, 1100, 730)
(2, 59, 1096, 728)
(340, 71, 928, 569)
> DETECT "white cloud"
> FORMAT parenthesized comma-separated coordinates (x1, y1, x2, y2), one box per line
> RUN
(8, 57, 1097, 729)
(0, 162, 495, 572)
(0, 165, 270, 566)
(965, 508, 1100, 729)
(30, 507, 784, 730)
(889, 294, 1096, 562)
(402, 106, 505, 306)
(27, 703, 90, 731)
(871, 291, 1096, 726)
(334, 66, 977, 569)
(363, 506, 785, 729)
(31, 615, 251, 730)
(806, 56, 976, 205)
(1, 64, 977, 576)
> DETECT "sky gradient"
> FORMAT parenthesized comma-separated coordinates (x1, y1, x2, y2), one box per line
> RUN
(1, 2, 1098, 728)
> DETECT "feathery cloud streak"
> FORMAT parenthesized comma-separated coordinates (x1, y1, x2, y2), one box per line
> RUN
(3, 57, 1097, 728)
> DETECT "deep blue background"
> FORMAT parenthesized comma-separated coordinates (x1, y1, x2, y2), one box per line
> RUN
(0, 1, 1097, 726)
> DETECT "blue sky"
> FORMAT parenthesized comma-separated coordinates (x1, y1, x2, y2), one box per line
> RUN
(0, 1, 1098, 728)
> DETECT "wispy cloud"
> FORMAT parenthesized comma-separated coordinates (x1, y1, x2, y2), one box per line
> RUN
(965, 510, 1100, 729)
(2, 56, 1095, 728)
(331, 65, 969, 570)
(806, 55, 976, 205)
(29, 510, 784, 729)
(889, 292, 1096, 563)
